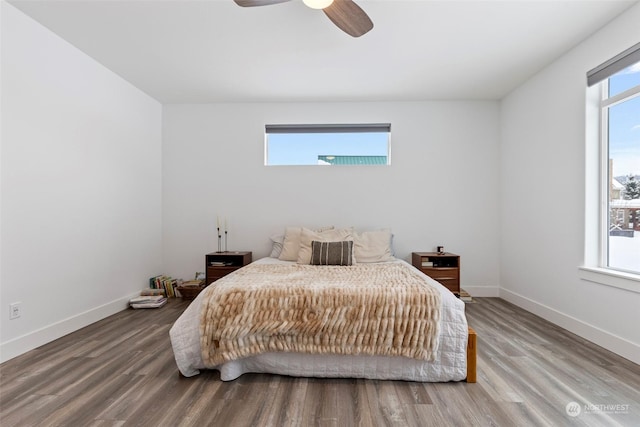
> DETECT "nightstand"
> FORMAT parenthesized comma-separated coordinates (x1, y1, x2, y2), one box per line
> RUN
(412, 252, 460, 295)
(205, 251, 252, 286)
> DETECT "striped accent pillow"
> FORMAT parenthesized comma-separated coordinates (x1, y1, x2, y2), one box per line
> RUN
(310, 240, 354, 266)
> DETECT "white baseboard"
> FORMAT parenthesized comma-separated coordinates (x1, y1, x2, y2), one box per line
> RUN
(499, 288, 640, 365)
(463, 286, 500, 297)
(0, 293, 137, 363)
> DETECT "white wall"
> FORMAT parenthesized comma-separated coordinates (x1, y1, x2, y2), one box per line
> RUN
(500, 2, 640, 363)
(0, 2, 163, 361)
(162, 102, 501, 295)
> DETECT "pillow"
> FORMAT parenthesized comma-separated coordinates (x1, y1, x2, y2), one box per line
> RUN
(353, 229, 394, 263)
(278, 226, 334, 261)
(310, 241, 354, 266)
(269, 234, 284, 258)
(297, 227, 353, 264)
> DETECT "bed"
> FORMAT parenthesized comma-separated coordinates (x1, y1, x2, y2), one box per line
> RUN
(170, 227, 476, 383)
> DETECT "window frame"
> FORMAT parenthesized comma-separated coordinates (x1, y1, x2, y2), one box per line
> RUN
(581, 45, 640, 292)
(598, 81, 640, 274)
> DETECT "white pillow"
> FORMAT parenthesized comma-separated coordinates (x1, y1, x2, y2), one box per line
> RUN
(269, 234, 284, 258)
(278, 226, 334, 261)
(353, 229, 394, 263)
(297, 227, 353, 264)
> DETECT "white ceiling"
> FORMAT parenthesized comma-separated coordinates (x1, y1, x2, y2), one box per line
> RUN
(8, 0, 638, 103)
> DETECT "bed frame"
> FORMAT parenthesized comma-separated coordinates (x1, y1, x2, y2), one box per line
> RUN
(467, 327, 477, 383)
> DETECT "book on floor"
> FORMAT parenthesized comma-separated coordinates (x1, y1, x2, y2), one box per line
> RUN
(129, 295, 167, 309)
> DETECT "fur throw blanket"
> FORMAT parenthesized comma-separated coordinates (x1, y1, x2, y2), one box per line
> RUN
(199, 262, 442, 366)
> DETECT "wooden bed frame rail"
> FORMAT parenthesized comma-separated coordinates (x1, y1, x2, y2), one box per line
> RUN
(466, 327, 477, 383)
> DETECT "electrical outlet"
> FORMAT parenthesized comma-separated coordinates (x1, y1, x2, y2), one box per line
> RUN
(10, 302, 21, 320)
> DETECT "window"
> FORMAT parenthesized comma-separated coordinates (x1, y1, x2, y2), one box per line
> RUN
(587, 43, 640, 276)
(265, 123, 391, 166)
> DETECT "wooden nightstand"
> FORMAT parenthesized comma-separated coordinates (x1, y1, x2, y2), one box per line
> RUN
(412, 252, 460, 295)
(205, 251, 252, 286)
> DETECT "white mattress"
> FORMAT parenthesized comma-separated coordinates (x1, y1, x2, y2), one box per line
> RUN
(169, 257, 468, 382)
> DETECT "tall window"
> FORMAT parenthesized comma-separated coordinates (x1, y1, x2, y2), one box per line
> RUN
(588, 43, 640, 275)
(265, 124, 391, 166)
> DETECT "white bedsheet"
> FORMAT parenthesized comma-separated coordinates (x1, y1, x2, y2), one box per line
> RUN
(169, 257, 468, 382)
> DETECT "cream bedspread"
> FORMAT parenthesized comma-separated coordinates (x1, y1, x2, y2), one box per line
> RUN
(199, 262, 442, 367)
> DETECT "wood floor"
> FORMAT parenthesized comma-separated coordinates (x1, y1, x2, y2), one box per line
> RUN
(1, 297, 639, 426)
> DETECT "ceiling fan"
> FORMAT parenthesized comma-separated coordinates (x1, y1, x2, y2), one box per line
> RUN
(233, 0, 374, 38)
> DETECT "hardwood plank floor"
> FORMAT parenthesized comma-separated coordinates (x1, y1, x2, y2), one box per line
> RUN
(1, 298, 639, 426)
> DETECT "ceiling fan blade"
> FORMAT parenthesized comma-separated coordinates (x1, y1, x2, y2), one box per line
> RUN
(323, 0, 373, 38)
(234, 0, 291, 7)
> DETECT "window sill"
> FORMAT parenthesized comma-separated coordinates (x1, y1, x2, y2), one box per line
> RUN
(578, 267, 640, 294)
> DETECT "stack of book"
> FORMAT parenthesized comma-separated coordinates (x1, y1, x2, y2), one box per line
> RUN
(140, 288, 165, 297)
(210, 261, 229, 266)
(129, 295, 167, 309)
(459, 289, 473, 303)
(149, 275, 179, 297)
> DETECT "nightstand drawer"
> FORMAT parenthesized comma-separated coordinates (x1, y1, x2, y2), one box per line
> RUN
(207, 266, 237, 280)
(432, 278, 459, 292)
(421, 268, 458, 280)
